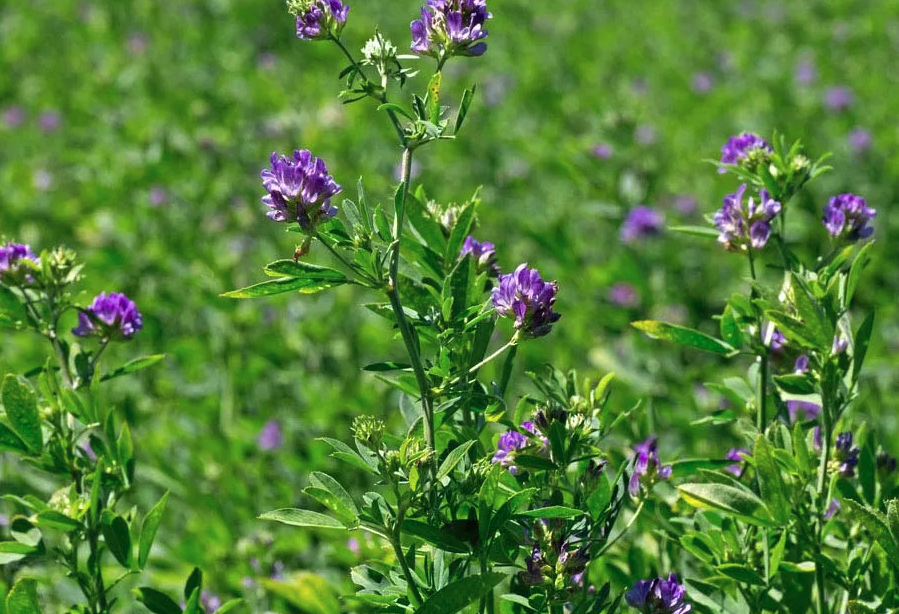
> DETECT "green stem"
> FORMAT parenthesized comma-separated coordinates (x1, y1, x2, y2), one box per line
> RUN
(391, 511, 423, 607)
(498, 343, 518, 398)
(597, 499, 646, 557)
(467, 337, 517, 376)
(87, 520, 109, 614)
(815, 392, 833, 614)
(386, 148, 436, 461)
(747, 248, 768, 430)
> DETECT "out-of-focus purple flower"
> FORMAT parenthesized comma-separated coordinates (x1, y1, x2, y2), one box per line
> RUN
(714, 184, 781, 252)
(813, 426, 823, 452)
(519, 543, 545, 586)
(3, 106, 24, 128)
(347, 537, 361, 556)
(834, 432, 860, 478)
(411, 0, 492, 59)
(787, 400, 821, 423)
(258, 420, 283, 451)
(635, 124, 657, 145)
(460, 236, 499, 275)
(201, 591, 221, 613)
(795, 59, 817, 85)
(288, 0, 349, 41)
(149, 186, 168, 207)
(609, 283, 640, 308)
(767, 327, 786, 353)
(620, 206, 664, 243)
(625, 573, 692, 614)
(876, 451, 897, 476)
(80, 441, 98, 462)
(258, 52, 278, 71)
(725, 448, 749, 477)
(631, 78, 649, 96)
(492, 422, 542, 474)
(794, 355, 810, 373)
(491, 264, 560, 338)
(592, 143, 613, 159)
(72, 292, 143, 341)
(127, 32, 148, 55)
(824, 498, 841, 520)
(691, 72, 714, 93)
(260, 149, 341, 232)
(629, 436, 672, 496)
(271, 560, 285, 580)
(848, 128, 872, 153)
(0, 242, 39, 279)
(674, 195, 698, 215)
(38, 111, 61, 133)
(824, 86, 854, 112)
(831, 334, 849, 356)
(33, 169, 53, 191)
(719, 132, 772, 173)
(0, 514, 9, 528)
(822, 193, 875, 242)
(241, 576, 255, 589)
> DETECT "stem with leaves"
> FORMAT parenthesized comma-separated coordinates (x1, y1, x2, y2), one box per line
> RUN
(747, 248, 768, 430)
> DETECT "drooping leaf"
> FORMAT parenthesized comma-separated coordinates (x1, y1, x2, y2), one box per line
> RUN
(668, 225, 720, 239)
(221, 274, 350, 298)
(1, 374, 42, 454)
(632, 321, 736, 356)
(259, 508, 346, 530)
(34, 510, 81, 532)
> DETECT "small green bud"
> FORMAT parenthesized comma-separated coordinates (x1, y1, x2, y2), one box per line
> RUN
(352, 415, 385, 449)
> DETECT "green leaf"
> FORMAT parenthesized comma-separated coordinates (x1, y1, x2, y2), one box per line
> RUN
(134, 587, 182, 614)
(305, 482, 358, 527)
(789, 273, 832, 347)
(631, 321, 736, 356)
(887, 499, 899, 543)
(401, 519, 470, 553)
(778, 561, 816, 574)
(100, 354, 165, 382)
(0, 421, 28, 454)
(773, 373, 816, 395)
(454, 86, 476, 135)
(669, 225, 720, 239)
(184, 567, 203, 602)
(851, 311, 874, 384)
(261, 573, 339, 614)
(847, 602, 878, 614)
(374, 202, 391, 242)
(678, 483, 775, 527)
(764, 311, 820, 349)
(719, 305, 743, 349)
(436, 441, 476, 481)
(846, 241, 874, 306)
(516, 506, 583, 519)
(362, 361, 412, 372)
(222, 273, 350, 298)
(716, 564, 766, 587)
(34, 510, 81, 532)
(309, 472, 358, 517)
(259, 508, 346, 530)
(668, 459, 734, 479)
(512, 454, 558, 471)
(769, 531, 787, 582)
(1, 375, 42, 454)
(377, 102, 414, 120)
(844, 499, 899, 566)
(426, 71, 442, 125)
(415, 573, 505, 614)
(101, 515, 132, 567)
(754, 436, 789, 525)
(138, 491, 169, 569)
(214, 599, 246, 614)
(6, 577, 41, 614)
(445, 203, 476, 264)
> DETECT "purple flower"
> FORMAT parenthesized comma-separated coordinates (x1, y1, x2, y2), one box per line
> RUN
(127, 33, 148, 55)
(719, 132, 772, 172)
(691, 72, 714, 93)
(834, 432, 860, 478)
(33, 169, 53, 191)
(460, 236, 499, 275)
(876, 451, 897, 476)
(0, 514, 9, 528)
(80, 441, 98, 462)
(491, 264, 560, 338)
(848, 128, 872, 153)
(149, 186, 168, 207)
(794, 355, 810, 373)
(822, 193, 875, 242)
(72, 292, 143, 340)
(288, 0, 349, 41)
(592, 143, 613, 159)
(832, 334, 849, 356)
(725, 448, 749, 477)
(38, 111, 61, 133)
(620, 206, 664, 243)
(347, 537, 361, 556)
(260, 150, 341, 232)
(713, 184, 781, 252)
(635, 125, 657, 145)
(824, 498, 841, 520)
(629, 436, 672, 496)
(492, 422, 543, 474)
(767, 326, 786, 352)
(201, 591, 222, 613)
(787, 400, 821, 423)
(258, 420, 283, 451)
(609, 283, 640, 308)
(411, 0, 492, 60)
(625, 573, 692, 614)
(674, 195, 698, 216)
(794, 59, 817, 85)
(519, 543, 545, 586)
(0, 242, 39, 279)
(824, 86, 854, 112)
(3, 106, 24, 128)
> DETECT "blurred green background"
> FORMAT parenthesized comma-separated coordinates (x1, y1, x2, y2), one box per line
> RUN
(1, 0, 898, 610)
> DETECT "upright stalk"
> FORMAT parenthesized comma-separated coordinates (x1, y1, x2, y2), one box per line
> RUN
(747, 249, 768, 430)
(386, 148, 436, 461)
(814, 391, 834, 614)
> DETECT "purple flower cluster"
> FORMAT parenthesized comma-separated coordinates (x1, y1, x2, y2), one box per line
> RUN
(824, 86, 854, 112)
(491, 264, 560, 338)
(72, 292, 143, 341)
(491, 422, 546, 474)
(834, 432, 860, 478)
(625, 573, 692, 614)
(620, 206, 664, 243)
(629, 436, 672, 496)
(520, 539, 589, 588)
(713, 184, 781, 252)
(411, 0, 492, 59)
(460, 235, 499, 275)
(787, 400, 821, 423)
(0, 242, 39, 279)
(260, 150, 341, 232)
(822, 193, 875, 242)
(824, 498, 841, 521)
(258, 420, 284, 451)
(288, 0, 349, 41)
(719, 132, 772, 173)
(877, 451, 897, 475)
(725, 448, 749, 477)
